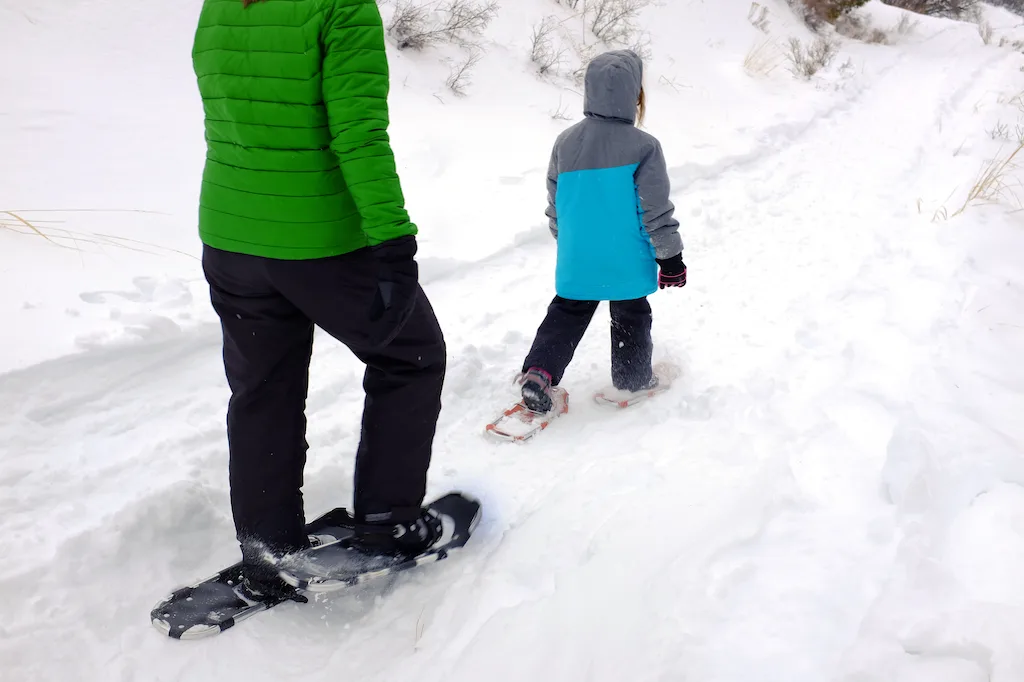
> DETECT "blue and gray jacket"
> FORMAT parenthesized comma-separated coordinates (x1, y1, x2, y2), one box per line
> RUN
(545, 50, 681, 301)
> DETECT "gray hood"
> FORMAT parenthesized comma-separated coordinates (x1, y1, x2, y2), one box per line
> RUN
(583, 50, 643, 123)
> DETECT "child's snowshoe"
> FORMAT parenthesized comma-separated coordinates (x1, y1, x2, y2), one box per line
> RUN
(593, 362, 680, 408)
(485, 368, 568, 442)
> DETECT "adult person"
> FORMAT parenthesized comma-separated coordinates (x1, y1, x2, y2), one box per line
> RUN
(192, 0, 445, 603)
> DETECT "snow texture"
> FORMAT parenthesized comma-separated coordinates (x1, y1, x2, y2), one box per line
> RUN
(2, 0, 1024, 680)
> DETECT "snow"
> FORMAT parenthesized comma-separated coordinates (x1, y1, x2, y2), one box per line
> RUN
(2, 0, 1024, 680)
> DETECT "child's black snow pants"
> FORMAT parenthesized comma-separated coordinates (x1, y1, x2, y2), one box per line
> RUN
(522, 295, 653, 392)
(201, 245, 446, 561)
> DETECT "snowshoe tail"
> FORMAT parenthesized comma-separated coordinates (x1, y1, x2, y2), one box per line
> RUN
(150, 507, 355, 640)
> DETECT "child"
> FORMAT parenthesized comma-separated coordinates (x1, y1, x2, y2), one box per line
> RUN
(519, 49, 686, 413)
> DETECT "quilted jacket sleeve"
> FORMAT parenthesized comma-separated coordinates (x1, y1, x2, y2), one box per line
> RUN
(545, 145, 558, 238)
(635, 137, 681, 259)
(322, 0, 416, 245)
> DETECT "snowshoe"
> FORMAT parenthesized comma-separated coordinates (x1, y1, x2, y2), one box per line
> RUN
(485, 368, 568, 442)
(276, 492, 481, 593)
(593, 362, 680, 408)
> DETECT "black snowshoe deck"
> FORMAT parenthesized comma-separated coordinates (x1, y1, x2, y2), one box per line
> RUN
(151, 493, 480, 639)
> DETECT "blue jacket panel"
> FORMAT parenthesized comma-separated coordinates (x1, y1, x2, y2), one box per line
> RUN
(554, 164, 658, 301)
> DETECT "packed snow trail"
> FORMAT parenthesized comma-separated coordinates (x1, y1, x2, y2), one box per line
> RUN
(4, 3, 1024, 682)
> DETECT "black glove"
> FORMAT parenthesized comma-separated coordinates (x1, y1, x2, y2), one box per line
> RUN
(656, 253, 687, 289)
(368, 235, 420, 347)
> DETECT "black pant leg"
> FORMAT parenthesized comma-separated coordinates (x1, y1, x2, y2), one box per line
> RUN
(348, 292, 445, 521)
(522, 296, 599, 385)
(609, 297, 653, 392)
(202, 246, 315, 556)
(266, 249, 445, 523)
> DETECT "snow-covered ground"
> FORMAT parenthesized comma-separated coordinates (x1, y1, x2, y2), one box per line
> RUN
(3, 0, 1024, 680)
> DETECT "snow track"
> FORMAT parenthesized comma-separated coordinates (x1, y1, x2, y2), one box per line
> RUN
(3, 2, 1024, 681)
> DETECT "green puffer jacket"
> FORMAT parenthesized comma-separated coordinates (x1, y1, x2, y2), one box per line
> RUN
(192, 0, 415, 259)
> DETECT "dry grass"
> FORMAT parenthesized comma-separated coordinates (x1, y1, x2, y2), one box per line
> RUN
(744, 38, 784, 76)
(952, 140, 1024, 216)
(0, 209, 195, 258)
(1, 210, 74, 249)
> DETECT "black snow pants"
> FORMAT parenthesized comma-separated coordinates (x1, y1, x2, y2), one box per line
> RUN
(202, 245, 446, 558)
(522, 295, 653, 392)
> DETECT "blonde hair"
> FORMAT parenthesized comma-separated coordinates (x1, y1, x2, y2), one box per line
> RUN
(636, 86, 646, 127)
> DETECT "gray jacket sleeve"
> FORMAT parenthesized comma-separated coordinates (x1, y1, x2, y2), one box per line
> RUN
(545, 147, 558, 238)
(635, 139, 681, 259)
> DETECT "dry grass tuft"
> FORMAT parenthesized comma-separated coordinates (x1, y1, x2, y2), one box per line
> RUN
(952, 140, 1024, 216)
(744, 38, 784, 76)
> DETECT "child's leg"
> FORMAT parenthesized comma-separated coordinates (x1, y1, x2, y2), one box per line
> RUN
(522, 296, 599, 385)
(609, 297, 654, 392)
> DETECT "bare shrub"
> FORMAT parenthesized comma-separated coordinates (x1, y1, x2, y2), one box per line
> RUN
(989, 121, 1010, 140)
(387, 0, 499, 51)
(530, 16, 568, 75)
(894, 13, 919, 35)
(589, 0, 650, 45)
(788, 0, 870, 29)
(988, 119, 1024, 144)
(387, 1, 431, 48)
(879, 0, 979, 19)
(836, 12, 889, 43)
(785, 35, 839, 78)
(978, 20, 994, 45)
(748, 2, 771, 32)
(565, 38, 601, 85)
(553, 0, 654, 64)
(445, 51, 482, 95)
(628, 30, 653, 62)
(987, 0, 1024, 15)
(551, 96, 574, 121)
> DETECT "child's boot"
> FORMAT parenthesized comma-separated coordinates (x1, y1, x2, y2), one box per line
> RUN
(520, 367, 554, 413)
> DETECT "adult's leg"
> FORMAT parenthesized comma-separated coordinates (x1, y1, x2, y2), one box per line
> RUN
(267, 249, 445, 523)
(609, 297, 653, 392)
(202, 246, 315, 559)
(349, 291, 445, 521)
(521, 296, 599, 385)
